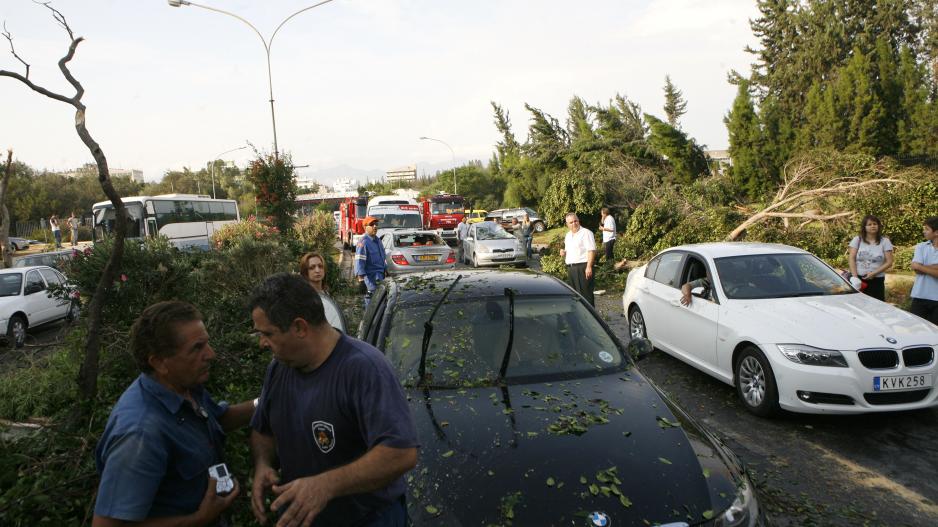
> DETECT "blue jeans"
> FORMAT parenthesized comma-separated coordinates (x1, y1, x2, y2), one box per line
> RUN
(53, 230, 62, 247)
(361, 497, 407, 527)
(363, 273, 384, 308)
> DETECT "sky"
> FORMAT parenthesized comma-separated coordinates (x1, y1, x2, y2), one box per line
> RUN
(1, 0, 760, 185)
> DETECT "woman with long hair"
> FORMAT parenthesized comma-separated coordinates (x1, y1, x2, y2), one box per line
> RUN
(847, 214, 894, 301)
(299, 252, 347, 332)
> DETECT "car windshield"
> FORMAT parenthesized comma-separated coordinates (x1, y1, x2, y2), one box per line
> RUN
(373, 213, 422, 229)
(474, 223, 514, 241)
(384, 295, 625, 387)
(394, 232, 444, 247)
(0, 274, 23, 296)
(430, 202, 463, 214)
(714, 253, 854, 299)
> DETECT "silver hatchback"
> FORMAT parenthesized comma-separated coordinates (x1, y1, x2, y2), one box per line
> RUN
(381, 230, 456, 275)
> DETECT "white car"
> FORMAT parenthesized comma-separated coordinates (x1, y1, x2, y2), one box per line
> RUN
(622, 242, 938, 416)
(462, 221, 527, 268)
(0, 265, 78, 348)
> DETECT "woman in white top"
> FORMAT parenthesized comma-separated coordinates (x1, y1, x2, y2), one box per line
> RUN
(299, 252, 347, 332)
(848, 214, 894, 301)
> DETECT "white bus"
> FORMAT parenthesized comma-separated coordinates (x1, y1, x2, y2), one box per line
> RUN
(92, 194, 240, 250)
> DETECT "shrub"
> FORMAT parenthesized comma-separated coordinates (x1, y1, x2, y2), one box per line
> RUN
(211, 215, 280, 250)
(621, 194, 682, 258)
(539, 252, 566, 280)
(294, 211, 338, 257)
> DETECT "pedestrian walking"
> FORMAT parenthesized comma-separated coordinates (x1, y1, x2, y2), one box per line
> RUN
(910, 216, 938, 324)
(68, 212, 80, 247)
(522, 214, 533, 259)
(511, 218, 526, 262)
(599, 207, 616, 264)
(50, 214, 62, 248)
(559, 212, 596, 306)
(355, 216, 387, 308)
(456, 216, 470, 263)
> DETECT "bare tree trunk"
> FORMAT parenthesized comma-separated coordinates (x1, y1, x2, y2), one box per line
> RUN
(0, 150, 13, 268)
(1, 5, 127, 403)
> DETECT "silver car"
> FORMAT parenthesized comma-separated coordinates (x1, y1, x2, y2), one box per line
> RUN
(463, 221, 526, 268)
(381, 230, 456, 275)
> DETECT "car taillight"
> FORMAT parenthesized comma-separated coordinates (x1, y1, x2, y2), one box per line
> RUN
(391, 253, 409, 265)
(445, 251, 456, 264)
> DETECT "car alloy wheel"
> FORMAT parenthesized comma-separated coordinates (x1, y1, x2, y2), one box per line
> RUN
(8, 315, 27, 349)
(628, 306, 647, 339)
(735, 346, 779, 417)
(533, 221, 545, 233)
(472, 253, 480, 268)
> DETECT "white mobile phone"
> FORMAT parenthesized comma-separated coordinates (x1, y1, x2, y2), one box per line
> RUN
(208, 463, 235, 495)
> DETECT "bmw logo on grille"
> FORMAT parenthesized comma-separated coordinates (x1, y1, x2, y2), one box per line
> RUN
(885, 336, 898, 344)
(589, 511, 610, 526)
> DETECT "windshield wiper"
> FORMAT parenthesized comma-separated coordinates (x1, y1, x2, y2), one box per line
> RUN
(498, 287, 516, 381)
(774, 291, 827, 298)
(418, 275, 463, 386)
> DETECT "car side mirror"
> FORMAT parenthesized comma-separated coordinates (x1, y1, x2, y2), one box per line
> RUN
(628, 338, 654, 361)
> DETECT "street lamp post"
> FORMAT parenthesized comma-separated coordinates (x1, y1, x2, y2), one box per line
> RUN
(210, 146, 247, 199)
(168, 0, 336, 160)
(419, 136, 457, 195)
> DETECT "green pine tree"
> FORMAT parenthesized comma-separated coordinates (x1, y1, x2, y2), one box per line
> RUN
(645, 114, 709, 185)
(663, 75, 688, 127)
(724, 79, 770, 199)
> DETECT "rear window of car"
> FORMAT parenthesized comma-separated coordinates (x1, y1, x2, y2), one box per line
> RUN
(394, 233, 444, 247)
(383, 295, 625, 387)
(0, 274, 23, 296)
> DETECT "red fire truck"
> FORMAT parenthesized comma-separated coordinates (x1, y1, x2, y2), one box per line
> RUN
(338, 196, 369, 249)
(420, 194, 466, 245)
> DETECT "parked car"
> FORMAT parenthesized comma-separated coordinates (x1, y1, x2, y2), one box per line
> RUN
(357, 269, 765, 526)
(462, 221, 526, 268)
(380, 230, 456, 275)
(13, 249, 76, 271)
(8, 237, 30, 252)
(0, 265, 79, 348)
(623, 242, 938, 416)
(464, 209, 488, 224)
(485, 207, 546, 232)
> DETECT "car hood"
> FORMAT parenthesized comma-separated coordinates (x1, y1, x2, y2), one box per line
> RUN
(731, 293, 938, 349)
(406, 369, 743, 526)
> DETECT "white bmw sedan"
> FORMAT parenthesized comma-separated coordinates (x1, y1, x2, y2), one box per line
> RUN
(622, 242, 938, 416)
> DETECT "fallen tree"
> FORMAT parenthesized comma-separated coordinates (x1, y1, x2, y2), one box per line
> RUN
(726, 153, 906, 241)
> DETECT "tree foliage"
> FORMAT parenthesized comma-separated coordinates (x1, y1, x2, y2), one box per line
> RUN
(663, 75, 688, 127)
(247, 153, 298, 234)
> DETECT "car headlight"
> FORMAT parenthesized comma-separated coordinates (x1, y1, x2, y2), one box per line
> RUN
(777, 344, 848, 367)
(714, 476, 760, 527)
(477, 244, 492, 254)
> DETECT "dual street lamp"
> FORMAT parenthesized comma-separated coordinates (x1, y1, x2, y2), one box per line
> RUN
(419, 136, 457, 195)
(210, 146, 247, 199)
(168, 0, 336, 160)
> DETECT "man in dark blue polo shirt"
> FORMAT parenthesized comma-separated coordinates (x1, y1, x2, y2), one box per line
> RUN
(92, 301, 256, 527)
(248, 273, 418, 527)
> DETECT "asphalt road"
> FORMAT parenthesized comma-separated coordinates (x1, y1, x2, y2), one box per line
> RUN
(592, 292, 938, 527)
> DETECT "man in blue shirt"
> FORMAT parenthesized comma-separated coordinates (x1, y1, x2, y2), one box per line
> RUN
(910, 216, 938, 325)
(355, 216, 387, 308)
(93, 301, 256, 527)
(248, 273, 418, 527)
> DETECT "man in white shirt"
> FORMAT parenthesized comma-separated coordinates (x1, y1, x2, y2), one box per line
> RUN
(599, 207, 616, 264)
(456, 216, 470, 263)
(559, 212, 596, 306)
